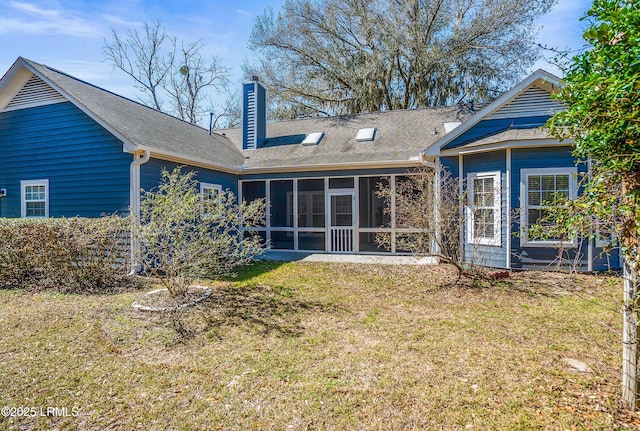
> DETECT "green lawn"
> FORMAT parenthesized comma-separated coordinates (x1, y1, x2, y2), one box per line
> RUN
(0, 262, 638, 430)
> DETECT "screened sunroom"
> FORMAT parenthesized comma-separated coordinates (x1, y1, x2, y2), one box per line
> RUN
(240, 172, 429, 254)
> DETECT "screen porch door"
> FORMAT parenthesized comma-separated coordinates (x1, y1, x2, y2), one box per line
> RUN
(328, 191, 355, 253)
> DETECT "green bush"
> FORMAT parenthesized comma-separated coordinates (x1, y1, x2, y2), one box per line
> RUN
(0, 216, 133, 292)
(136, 167, 266, 298)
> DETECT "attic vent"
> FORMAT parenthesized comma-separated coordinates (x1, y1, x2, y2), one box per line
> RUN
(355, 127, 376, 142)
(487, 85, 565, 120)
(443, 121, 462, 134)
(301, 132, 324, 146)
(4, 75, 66, 111)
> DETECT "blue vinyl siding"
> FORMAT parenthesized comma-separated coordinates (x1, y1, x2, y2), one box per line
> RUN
(140, 158, 239, 196)
(439, 157, 459, 178)
(462, 150, 508, 269)
(443, 116, 551, 150)
(509, 146, 618, 271)
(0, 102, 131, 218)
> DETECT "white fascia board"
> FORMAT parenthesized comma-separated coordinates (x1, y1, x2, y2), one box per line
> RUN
(239, 159, 422, 174)
(140, 148, 243, 174)
(0, 60, 34, 111)
(420, 69, 563, 159)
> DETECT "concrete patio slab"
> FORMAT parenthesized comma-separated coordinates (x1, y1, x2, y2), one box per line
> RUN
(261, 250, 437, 265)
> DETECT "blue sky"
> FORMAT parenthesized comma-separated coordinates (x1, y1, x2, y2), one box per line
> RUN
(0, 0, 593, 102)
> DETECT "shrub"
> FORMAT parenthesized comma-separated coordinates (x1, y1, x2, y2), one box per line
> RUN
(136, 167, 265, 299)
(0, 216, 132, 291)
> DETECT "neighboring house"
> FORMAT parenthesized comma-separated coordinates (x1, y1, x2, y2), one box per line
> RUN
(0, 57, 619, 271)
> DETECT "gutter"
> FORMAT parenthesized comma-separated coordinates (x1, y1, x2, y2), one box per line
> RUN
(418, 151, 440, 261)
(129, 150, 150, 276)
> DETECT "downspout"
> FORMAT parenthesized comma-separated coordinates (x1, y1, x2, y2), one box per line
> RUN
(129, 150, 151, 275)
(419, 152, 440, 261)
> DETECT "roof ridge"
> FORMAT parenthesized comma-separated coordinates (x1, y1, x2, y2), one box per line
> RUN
(216, 103, 474, 133)
(24, 58, 211, 133)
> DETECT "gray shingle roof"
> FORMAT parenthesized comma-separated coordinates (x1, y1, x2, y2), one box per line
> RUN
(23, 58, 246, 170)
(217, 106, 476, 170)
(14, 58, 477, 172)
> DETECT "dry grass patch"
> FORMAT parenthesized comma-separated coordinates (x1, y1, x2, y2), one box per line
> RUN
(0, 262, 638, 430)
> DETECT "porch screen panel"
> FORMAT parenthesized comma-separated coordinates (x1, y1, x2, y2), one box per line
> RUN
(298, 179, 325, 227)
(329, 177, 354, 189)
(358, 176, 390, 228)
(241, 181, 266, 226)
(270, 180, 293, 227)
(298, 232, 326, 250)
(395, 175, 424, 229)
(271, 231, 294, 249)
(359, 232, 391, 252)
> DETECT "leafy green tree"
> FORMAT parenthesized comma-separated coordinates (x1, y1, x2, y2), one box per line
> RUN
(247, 0, 555, 118)
(545, 0, 640, 408)
(136, 167, 265, 299)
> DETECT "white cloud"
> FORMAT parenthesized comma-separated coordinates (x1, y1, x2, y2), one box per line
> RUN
(1, 0, 106, 37)
(9, 1, 60, 17)
(0, 16, 99, 37)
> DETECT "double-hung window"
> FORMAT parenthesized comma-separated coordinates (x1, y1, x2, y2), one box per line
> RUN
(21, 179, 49, 218)
(520, 167, 577, 246)
(200, 183, 222, 203)
(467, 172, 501, 246)
(200, 182, 222, 218)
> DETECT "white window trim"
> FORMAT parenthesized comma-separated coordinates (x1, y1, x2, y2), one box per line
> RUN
(520, 167, 577, 247)
(466, 171, 501, 246)
(21, 179, 49, 218)
(200, 182, 222, 202)
(595, 219, 616, 248)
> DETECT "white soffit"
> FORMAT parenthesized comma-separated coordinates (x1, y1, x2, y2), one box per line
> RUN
(301, 131, 324, 145)
(355, 127, 376, 142)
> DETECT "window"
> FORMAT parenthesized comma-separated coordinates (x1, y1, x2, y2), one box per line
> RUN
(200, 183, 222, 202)
(200, 183, 222, 218)
(467, 172, 501, 245)
(21, 179, 49, 218)
(520, 167, 577, 246)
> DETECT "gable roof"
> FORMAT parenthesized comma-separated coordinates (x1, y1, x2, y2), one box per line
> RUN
(422, 69, 565, 157)
(0, 57, 246, 172)
(217, 105, 476, 171)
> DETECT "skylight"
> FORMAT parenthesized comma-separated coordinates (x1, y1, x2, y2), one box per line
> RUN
(355, 127, 376, 142)
(301, 132, 324, 146)
(443, 121, 462, 134)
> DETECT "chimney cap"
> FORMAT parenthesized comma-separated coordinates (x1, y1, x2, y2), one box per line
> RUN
(251, 75, 260, 82)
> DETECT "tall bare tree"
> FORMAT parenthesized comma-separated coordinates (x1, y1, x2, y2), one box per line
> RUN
(104, 21, 238, 128)
(247, 0, 556, 118)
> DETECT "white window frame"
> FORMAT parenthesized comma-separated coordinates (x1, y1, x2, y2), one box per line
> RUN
(466, 171, 501, 246)
(520, 167, 577, 247)
(200, 182, 222, 203)
(200, 182, 222, 219)
(21, 179, 49, 218)
(595, 219, 616, 248)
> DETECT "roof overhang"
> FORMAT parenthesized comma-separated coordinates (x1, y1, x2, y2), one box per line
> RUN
(239, 159, 422, 175)
(439, 138, 573, 157)
(421, 69, 564, 158)
(137, 147, 243, 175)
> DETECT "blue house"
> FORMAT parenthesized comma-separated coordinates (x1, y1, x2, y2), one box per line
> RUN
(0, 57, 619, 271)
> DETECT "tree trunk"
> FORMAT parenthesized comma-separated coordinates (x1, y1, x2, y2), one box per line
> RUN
(622, 257, 640, 410)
